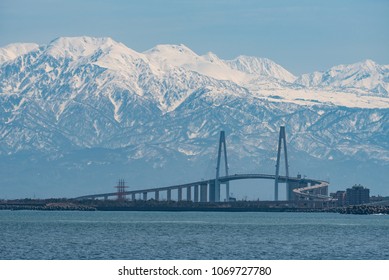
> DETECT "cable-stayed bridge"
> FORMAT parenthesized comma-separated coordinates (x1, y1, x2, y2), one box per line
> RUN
(75, 127, 330, 202)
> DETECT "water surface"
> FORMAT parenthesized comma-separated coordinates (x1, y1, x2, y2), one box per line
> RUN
(1, 211, 388, 259)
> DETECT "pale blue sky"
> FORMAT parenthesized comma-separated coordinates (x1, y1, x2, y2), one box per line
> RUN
(1, 0, 388, 74)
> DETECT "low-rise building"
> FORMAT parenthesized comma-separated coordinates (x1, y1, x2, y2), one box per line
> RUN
(334, 191, 346, 207)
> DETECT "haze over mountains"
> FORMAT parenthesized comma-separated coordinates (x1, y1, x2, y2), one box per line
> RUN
(0, 37, 388, 198)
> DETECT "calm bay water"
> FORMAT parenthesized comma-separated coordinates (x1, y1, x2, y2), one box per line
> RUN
(0, 211, 388, 260)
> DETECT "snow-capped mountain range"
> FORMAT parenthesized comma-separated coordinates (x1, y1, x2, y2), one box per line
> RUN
(0, 37, 388, 198)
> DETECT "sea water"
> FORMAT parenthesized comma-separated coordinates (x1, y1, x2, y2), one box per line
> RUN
(0, 211, 388, 259)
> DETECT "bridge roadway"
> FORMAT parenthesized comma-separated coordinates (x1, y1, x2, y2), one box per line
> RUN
(75, 173, 330, 202)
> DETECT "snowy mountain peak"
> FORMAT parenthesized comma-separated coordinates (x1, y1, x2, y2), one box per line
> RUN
(45, 36, 125, 59)
(329, 59, 379, 73)
(360, 59, 377, 68)
(38, 36, 146, 73)
(295, 59, 389, 95)
(145, 43, 197, 56)
(202, 52, 222, 63)
(143, 44, 247, 82)
(227, 55, 296, 83)
(143, 43, 201, 71)
(0, 42, 39, 64)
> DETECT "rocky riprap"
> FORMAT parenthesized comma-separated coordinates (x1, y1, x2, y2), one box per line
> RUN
(335, 205, 389, 215)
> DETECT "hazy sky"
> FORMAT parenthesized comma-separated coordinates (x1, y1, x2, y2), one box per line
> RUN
(1, 0, 388, 74)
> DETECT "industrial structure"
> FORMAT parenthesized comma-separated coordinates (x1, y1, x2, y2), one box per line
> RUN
(76, 127, 331, 203)
(114, 179, 128, 201)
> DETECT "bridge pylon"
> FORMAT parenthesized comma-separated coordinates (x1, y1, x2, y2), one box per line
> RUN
(215, 131, 229, 202)
(274, 126, 289, 201)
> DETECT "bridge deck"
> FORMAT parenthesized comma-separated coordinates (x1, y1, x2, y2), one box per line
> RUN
(75, 173, 329, 201)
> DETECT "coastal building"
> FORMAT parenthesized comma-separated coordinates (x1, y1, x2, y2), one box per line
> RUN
(334, 191, 346, 207)
(345, 185, 370, 205)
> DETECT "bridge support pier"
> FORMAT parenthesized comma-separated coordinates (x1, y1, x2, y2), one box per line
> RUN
(194, 185, 199, 202)
(132, 193, 136, 201)
(209, 180, 216, 202)
(226, 182, 230, 202)
(288, 180, 308, 200)
(310, 182, 327, 196)
(167, 189, 172, 201)
(320, 184, 328, 196)
(187, 186, 192, 201)
(143, 192, 147, 201)
(215, 182, 220, 202)
(200, 184, 207, 202)
(178, 188, 182, 201)
(155, 191, 159, 201)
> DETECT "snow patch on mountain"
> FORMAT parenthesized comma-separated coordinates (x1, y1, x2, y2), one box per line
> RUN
(247, 87, 389, 108)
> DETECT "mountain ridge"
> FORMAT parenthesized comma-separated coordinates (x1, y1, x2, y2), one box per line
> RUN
(1, 37, 388, 95)
(0, 36, 388, 198)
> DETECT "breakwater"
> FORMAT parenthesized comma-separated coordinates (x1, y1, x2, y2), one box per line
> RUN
(331, 205, 389, 215)
(1, 199, 388, 214)
(0, 199, 95, 211)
